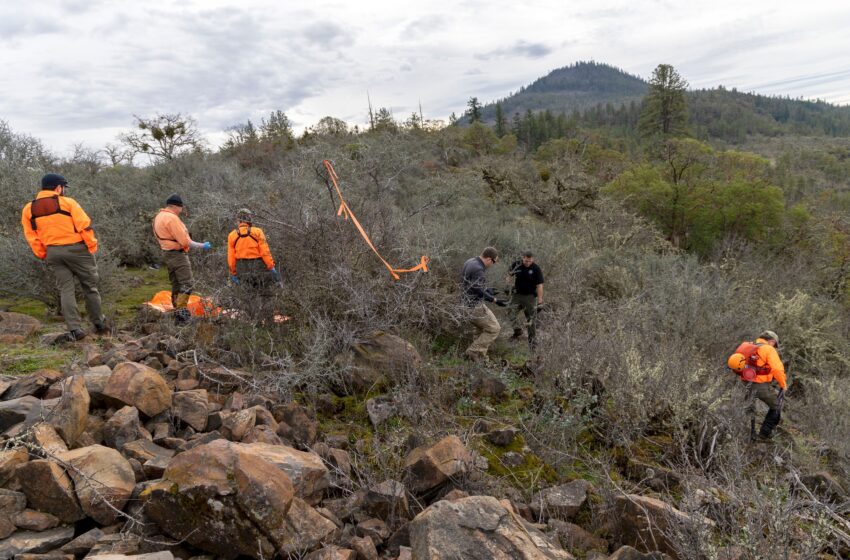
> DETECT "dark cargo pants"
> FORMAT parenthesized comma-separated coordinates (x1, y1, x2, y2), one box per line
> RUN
(162, 250, 194, 308)
(511, 293, 538, 344)
(45, 243, 104, 331)
(746, 382, 782, 438)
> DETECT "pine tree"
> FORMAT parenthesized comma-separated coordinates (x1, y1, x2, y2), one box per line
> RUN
(495, 102, 506, 137)
(467, 97, 482, 122)
(638, 64, 689, 139)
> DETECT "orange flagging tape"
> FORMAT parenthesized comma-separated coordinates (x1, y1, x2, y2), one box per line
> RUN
(323, 160, 429, 280)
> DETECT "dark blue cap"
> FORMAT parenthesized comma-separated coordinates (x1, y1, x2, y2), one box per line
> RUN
(166, 194, 184, 207)
(41, 173, 68, 189)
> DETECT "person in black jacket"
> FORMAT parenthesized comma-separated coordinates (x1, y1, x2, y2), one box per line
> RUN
(506, 250, 544, 348)
(460, 246, 507, 361)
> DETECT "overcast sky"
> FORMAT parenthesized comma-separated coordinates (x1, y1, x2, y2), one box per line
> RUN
(2, 0, 849, 156)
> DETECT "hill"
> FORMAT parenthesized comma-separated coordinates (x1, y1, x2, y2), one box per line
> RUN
(478, 61, 647, 122)
(475, 61, 850, 142)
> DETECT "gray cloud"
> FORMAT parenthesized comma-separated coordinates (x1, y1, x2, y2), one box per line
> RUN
(0, 10, 67, 41)
(300, 21, 355, 48)
(475, 40, 552, 61)
(400, 15, 446, 40)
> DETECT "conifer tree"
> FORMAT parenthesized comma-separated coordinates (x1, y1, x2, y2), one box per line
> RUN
(495, 102, 506, 137)
(638, 64, 689, 139)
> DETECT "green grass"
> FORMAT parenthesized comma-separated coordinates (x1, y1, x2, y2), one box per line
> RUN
(0, 343, 80, 376)
(0, 297, 55, 322)
(110, 266, 171, 321)
(0, 267, 171, 327)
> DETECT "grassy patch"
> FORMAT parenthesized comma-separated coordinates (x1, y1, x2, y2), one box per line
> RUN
(0, 297, 55, 323)
(0, 342, 80, 376)
(109, 267, 171, 321)
(476, 434, 559, 492)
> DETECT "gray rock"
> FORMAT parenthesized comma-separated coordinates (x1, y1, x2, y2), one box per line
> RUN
(409, 496, 572, 559)
(365, 398, 396, 429)
(0, 526, 75, 558)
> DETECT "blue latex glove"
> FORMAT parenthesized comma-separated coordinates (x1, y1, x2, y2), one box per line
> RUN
(230, 275, 240, 285)
(270, 267, 281, 283)
(202, 242, 211, 250)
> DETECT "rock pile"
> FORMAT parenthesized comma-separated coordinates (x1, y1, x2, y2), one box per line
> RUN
(0, 329, 697, 559)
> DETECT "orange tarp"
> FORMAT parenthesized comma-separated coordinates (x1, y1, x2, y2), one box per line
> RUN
(144, 290, 222, 318)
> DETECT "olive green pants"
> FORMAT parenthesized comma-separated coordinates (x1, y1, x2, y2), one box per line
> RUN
(45, 243, 103, 332)
(466, 303, 501, 357)
(511, 294, 538, 344)
(162, 251, 194, 307)
(746, 382, 782, 438)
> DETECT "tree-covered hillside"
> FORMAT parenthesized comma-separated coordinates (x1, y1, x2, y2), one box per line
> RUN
(471, 61, 850, 147)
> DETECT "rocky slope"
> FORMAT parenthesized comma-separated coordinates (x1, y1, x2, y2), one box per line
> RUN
(1, 311, 847, 560)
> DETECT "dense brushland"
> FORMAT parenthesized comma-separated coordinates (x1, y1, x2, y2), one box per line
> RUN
(1, 61, 850, 558)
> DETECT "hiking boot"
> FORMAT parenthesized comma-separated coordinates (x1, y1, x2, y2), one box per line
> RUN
(93, 320, 111, 335)
(174, 308, 191, 325)
(464, 350, 489, 364)
(55, 329, 87, 343)
(752, 433, 773, 444)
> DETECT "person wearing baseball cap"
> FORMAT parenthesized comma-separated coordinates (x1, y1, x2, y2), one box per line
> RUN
(152, 194, 212, 323)
(21, 173, 107, 341)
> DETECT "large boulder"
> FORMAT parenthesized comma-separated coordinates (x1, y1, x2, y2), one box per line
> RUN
(614, 494, 714, 559)
(404, 436, 472, 494)
(81, 365, 113, 407)
(273, 403, 318, 447)
(339, 332, 422, 393)
(103, 362, 172, 417)
(14, 460, 84, 523)
(102, 406, 143, 450)
(0, 397, 41, 432)
(143, 439, 295, 559)
(0, 526, 74, 558)
(242, 442, 330, 505)
(0, 312, 41, 339)
(278, 497, 340, 555)
(58, 445, 135, 525)
(2, 369, 63, 400)
(28, 423, 69, 456)
(49, 375, 90, 447)
(531, 480, 592, 521)
(361, 480, 410, 521)
(171, 389, 209, 432)
(409, 496, 572, 559)
(0, 489, 26, 539)
(0, 448, 28, 487)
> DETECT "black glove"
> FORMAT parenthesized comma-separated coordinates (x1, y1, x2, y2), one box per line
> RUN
(494, 299, 507, 307)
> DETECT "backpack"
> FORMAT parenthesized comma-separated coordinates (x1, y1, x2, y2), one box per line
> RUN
(233, 225, 259, 248)
(30, 196, 75, 231)
(728, 341, 771, 382)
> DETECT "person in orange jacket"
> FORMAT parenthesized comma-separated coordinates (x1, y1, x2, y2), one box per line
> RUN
(227, 208, 279, 284)
(152, 194, 211, 322)
(227, 209, 281, 316)
(21, 173, 106, 342)
(732, 330, 787, 441)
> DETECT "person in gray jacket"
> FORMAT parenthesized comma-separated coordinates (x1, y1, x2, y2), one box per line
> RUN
(461, 246, 507, 361)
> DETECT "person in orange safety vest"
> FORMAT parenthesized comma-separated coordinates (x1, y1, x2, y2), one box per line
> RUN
(152, 194, 211, 323)
(728, 330, 788, 442)
(21, 173, 106, 342)
(227, 208, 281, 318)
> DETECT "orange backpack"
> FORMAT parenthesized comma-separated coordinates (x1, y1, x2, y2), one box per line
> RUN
(729, 341, 771, 382)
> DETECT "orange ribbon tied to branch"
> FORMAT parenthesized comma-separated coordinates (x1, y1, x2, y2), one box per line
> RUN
(323, 159, 429, 280)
